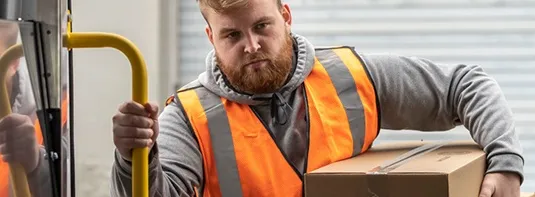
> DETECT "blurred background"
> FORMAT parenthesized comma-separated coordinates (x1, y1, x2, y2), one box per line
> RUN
(57, 0, 535, 196)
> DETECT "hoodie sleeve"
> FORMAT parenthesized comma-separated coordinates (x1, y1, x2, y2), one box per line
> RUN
(110, 100, 204, 197)
(26, 147, 53, 197)
(360, 53, 525, 183)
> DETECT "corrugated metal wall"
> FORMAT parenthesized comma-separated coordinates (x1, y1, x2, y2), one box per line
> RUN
(178, 0, 535, 192)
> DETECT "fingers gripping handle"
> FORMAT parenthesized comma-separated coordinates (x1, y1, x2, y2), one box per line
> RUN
(63, 32, 149, 197)
(0, 44, 32, 197)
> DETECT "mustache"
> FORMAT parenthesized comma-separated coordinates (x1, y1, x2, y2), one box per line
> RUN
(241, 53, 271, 66)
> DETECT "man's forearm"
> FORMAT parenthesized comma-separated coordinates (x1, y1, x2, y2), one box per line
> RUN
(111, 148, 180, 197)
(111, 147, 202, 197)
(450, 61, 524, 182)
(27, 147, 53, 197)
(360, 53, 524, 182)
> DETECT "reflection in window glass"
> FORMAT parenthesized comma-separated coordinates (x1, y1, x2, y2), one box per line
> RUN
(0, 19, 53, 197)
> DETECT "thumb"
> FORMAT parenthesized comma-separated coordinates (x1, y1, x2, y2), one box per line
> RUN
(479, 178, 496, 197)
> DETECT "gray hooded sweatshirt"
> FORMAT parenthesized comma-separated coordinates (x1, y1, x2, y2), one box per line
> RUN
(111, 33, 524, 197)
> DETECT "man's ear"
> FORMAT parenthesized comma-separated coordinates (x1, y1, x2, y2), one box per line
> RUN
(205, 25, 214, 45)
(281, 3, 292, 27)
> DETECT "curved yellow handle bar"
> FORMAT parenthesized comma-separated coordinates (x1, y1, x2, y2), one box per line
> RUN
(63, 32, 149, 197)
(0, 44, 32, 197)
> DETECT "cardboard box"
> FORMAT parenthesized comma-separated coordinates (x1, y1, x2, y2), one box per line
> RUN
(304, 140, 487, 197)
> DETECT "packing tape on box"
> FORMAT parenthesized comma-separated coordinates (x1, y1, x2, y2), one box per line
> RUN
(364, 141, 449, 196)
(367, 141, 449, 174)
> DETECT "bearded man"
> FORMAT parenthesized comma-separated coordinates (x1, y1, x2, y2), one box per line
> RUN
(110, 0, 524, 196)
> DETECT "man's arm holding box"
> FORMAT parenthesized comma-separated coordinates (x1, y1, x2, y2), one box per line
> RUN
(359, 52, 523, 197)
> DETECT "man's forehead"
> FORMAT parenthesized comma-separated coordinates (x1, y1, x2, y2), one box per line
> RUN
(216, 13, 273, 26)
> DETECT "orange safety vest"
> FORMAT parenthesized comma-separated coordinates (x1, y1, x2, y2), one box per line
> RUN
(169, 46, 380, 197)
(0, 96, 69, 197)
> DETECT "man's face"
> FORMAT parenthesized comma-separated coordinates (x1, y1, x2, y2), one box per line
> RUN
(204, 0, 294, 94)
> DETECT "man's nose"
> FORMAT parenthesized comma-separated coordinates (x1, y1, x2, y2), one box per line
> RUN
(244, 34, 261, 53)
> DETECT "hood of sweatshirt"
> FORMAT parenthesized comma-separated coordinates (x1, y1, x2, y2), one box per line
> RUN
(197, 33, 316, 106)
(10, 59, 37, 117)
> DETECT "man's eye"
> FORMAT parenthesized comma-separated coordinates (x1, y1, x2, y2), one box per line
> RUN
(255, 23, 268, 29)
(227, 32, 240, 39)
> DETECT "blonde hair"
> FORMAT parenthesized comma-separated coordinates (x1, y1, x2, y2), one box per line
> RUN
(0, 21, 19, 48)
(197, 0, 282, 14)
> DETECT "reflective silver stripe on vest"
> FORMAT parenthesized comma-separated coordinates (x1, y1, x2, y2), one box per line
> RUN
(196, 88, 244, 197)
(315, 48, 366, 157)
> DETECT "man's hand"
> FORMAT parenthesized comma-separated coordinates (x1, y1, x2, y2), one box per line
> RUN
(113, 101, 159, 161)
(479, 172, 521, 197)
(0, 114, 40, 174)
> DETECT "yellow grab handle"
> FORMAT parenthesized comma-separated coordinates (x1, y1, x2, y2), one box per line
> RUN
(62, 32, 149, 197)
(0, 44, 32, 197)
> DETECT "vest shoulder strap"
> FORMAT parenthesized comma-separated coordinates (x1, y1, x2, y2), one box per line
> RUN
(311, 45, 381, 153)
(165, 80, 204, 106)
(165, 81, 219, 197)
(170, 82, 244, 197)
(314, 45, 357, 52)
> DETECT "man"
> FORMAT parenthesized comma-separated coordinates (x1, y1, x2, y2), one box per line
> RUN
(110, 0, 524, 196)
(0, 21, 53, 197)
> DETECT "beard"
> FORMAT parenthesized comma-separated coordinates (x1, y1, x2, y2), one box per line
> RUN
(216, 34, 293, 94)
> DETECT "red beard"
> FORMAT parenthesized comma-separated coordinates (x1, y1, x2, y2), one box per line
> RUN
(216, 34, 293, 94)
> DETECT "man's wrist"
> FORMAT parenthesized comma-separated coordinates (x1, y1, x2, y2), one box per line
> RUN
(486, 153, 525, 184)
(114, 144, 159, 175)
(26, 147, 46, 177)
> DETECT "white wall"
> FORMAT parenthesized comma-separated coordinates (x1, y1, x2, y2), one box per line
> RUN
(71, 0, 170, 196)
